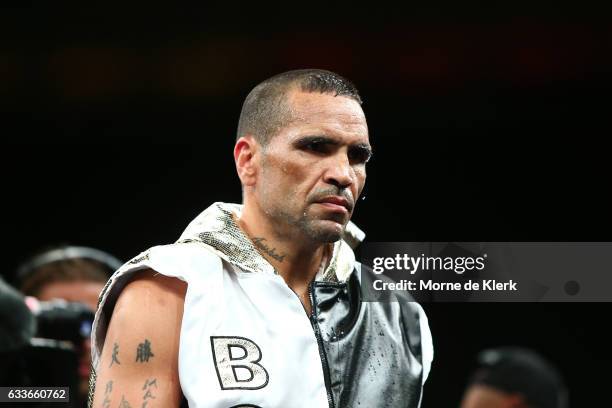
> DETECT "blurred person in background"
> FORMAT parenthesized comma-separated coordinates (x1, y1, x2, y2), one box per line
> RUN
(15, 245, 122, 406)
(460, 347, 568, 408)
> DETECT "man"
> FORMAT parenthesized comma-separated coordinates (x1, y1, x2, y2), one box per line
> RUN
(18, 246, 120, 311)
(16, 245, 121, 405)
(460, 347, 568, 408)
(90, 69, 433, 408)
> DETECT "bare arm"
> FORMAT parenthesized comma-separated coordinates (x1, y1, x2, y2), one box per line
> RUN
(91, 270, 187, 408)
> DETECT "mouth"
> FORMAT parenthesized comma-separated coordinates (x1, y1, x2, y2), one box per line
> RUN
(315, 196, 353, 214)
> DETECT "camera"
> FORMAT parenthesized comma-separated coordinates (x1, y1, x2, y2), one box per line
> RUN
(1, 279, 93, 407)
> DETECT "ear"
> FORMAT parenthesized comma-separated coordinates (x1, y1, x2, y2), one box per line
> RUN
(234, 135, 259, 187)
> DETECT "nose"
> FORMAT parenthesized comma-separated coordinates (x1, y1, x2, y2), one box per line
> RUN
(323, 153, 354, 189)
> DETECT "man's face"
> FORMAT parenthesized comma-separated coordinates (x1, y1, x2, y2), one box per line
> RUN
(254, 90, 371, 243)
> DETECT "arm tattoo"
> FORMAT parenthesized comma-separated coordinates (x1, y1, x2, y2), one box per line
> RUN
(105, 380, 113, 394)
(100, 380, 112, 408)
(119, 395, 132, 408)
(252, 237, 286, 262)
(135, 339, 155, 363)
(110, 342, 121, 367)
(141, 378, 158, 408)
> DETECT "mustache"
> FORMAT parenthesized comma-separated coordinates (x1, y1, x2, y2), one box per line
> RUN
(309, 188, 355, 211)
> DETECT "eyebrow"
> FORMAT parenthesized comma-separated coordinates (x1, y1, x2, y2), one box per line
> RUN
(295, 135, 373, 158)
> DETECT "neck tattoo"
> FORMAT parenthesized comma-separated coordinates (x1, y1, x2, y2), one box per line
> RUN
(252, 237, 286, 262)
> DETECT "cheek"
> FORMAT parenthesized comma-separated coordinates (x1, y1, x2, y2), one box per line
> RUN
(264, 155, 317, 193)
(354, 168, 367, 195)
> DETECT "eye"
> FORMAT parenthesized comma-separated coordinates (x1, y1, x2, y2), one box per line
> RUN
(297, 138, 332, 154)
(348, 146, 372, 164)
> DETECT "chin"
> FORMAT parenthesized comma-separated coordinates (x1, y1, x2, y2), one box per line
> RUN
(305, 220, 345, 243)
(317, 231, 343, 243)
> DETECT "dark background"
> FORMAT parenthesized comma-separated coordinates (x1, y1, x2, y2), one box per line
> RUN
(2, 3, 611, 406)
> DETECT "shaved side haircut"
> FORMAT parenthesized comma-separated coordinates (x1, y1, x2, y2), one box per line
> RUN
(236, 69, 362, 147)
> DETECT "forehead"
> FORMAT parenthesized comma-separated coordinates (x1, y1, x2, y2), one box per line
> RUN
(281, 90, 369, 142)
(37, 280, 106, 310)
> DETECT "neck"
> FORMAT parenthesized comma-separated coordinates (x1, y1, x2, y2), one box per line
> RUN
(237, 204, 332, 288)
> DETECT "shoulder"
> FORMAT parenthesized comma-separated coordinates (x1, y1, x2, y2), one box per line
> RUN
(114, 269, 187, 316)
(92, 243, 226, 364)
(103, 269, 187, 355)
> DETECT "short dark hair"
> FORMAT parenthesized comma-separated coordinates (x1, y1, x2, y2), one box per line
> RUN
(16, 246, 120, 297)
(19, 258, 110, 297)
(470, 347, 568, 408)
(236, 69, 362, 146)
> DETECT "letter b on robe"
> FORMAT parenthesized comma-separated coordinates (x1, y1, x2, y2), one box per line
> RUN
(211, 336, 269, 390)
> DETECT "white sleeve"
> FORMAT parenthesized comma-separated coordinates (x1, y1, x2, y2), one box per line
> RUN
(416, 302, 434, 384)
